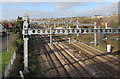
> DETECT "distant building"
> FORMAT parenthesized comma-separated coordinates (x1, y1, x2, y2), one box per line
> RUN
(7, 23, 13, 28)
(106, 14, 117, 17)
(91, 15, 103, 19)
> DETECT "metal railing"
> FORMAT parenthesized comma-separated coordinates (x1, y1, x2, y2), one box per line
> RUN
(4, 51, 16, 77)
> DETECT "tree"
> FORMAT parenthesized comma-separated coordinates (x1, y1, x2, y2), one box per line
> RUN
(13, 16, 23, 35)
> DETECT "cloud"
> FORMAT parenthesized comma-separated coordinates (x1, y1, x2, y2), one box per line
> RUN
(53, 2, 85, 10)
(92, 2, 118, 15)
(1, 2, 119, 20)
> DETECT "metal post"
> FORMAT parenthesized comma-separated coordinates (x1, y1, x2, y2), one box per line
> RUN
(76, 20, 79, 37)
(105, 22, 107, 29)
(50, 27, 52, 45)
(105, 22, 108, 40)
(94, 22, 97, 46)
(98, 26, 100, 45)
(19, 71, 25, 79)
(23, 14, 29, 74)
(23, 38, 28, 72)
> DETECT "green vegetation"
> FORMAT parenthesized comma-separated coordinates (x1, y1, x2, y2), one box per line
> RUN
(0, 16, 24, 75)
(0, 33, 21, 74)
(71, 34, 119, 53)
(28, 52, 44, 77)
(0, 34, 17, 72)
(0, 50, 13, 73)
(13, 16, 23, 36)
(27, 38, 44, 77)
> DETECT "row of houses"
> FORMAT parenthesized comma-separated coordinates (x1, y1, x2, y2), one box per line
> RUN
(1, 23, 14, 29)
(0, 23, 14, 35)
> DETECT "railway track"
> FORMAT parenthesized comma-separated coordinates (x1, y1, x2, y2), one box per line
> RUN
(55, 34, 119, 65)
(40, 35, 93, 77)
(31, 35, 93, 77)
(60, 42, 119, 77)
(55, 35, 119, 76)
(54, 35, 119, 77)
(30, 33, 119, 78)
(57, 35, 119, 76)
(74, 42, 119, 67)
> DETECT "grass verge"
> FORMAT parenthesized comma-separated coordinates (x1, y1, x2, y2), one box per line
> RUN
(0, 33, 23, 75)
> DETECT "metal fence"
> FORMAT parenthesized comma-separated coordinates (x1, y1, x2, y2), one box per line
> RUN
(4, 51, 16, 77)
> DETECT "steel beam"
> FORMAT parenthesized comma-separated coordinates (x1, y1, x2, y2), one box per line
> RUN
(22, 28, 120, 35)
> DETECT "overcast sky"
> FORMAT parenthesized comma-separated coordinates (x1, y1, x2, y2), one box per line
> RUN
(0, 0, 119, 20)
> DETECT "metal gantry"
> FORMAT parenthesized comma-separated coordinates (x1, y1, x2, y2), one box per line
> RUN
(22, 14, 29, 74)
(22, 15, 120, 73)
(23, 28, 120, 35)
